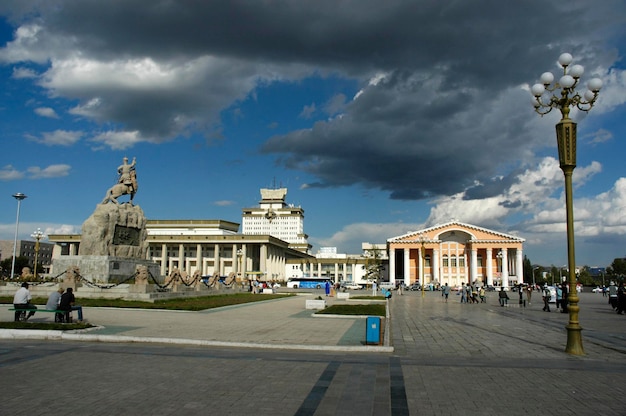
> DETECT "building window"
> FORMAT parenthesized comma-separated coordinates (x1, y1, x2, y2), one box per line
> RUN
(443, 255, 449, 267)
(451, 256, 457, 268)
(459, 256, 465, 267)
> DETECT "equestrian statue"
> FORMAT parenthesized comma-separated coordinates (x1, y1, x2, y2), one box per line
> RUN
(102, 157, 138, 205)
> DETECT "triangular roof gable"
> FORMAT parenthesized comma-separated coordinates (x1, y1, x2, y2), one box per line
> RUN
(387, 221, 525, 243)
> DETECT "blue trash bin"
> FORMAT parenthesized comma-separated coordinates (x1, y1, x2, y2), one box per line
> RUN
(366, 316, 381, 345)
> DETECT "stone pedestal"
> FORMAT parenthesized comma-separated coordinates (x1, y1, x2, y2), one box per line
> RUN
(52, 255, 161, 284)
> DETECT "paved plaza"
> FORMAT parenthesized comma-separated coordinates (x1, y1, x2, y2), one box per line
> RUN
(1, 290, 625, 415)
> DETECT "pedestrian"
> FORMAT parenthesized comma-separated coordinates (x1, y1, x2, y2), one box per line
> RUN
(555, 285, 563, 310)
(526, 285, 533, 305)
(465, 284, 472, 304)
(471, 285, 479, 303)
(13, 282, 37, 321)
(460, 283, 467, 303)
(58, 287, 76, 323)
(617, 283, 626, 315)
(542, 285, 551, 312)
(443, 283, 450, 302)
(46, 287, 65, 322)
(397, 282, 404, 295)
(609, 282, 618, 309)
(372, 281, 377, 297)
(498, 288, 509, 307)
(325, 280, 331, 297)
(518, 285, 525, 307)
(479, 285, 486, 303)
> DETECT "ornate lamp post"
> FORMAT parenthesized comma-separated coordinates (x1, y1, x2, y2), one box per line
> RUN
(30, 228, 46, 279)
(418, 234, 427, 298)
(10, 193, 27, 279)
(496, 250, 503, 287)
(531, 52, 602, 355)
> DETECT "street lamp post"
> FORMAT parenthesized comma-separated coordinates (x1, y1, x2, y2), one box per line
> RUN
(10, 193, 27, 279)
(30, 228, 45, 279)
(531, 52, 602, 355)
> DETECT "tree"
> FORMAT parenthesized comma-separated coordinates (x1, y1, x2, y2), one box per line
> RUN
(523, 256, 533, 283)
(363, 247, 385, 284)
(0, 256, 30, 278)
(607, 258, 626, 279)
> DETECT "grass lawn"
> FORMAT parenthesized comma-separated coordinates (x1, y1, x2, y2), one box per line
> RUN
(315, 303, 386, 316)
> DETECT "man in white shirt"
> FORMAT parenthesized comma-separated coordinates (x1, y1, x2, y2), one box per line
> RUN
(13, 282, 37, 321)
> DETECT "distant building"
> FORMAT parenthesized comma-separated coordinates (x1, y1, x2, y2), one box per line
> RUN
(242, 188, 310, 253)
(0, 239, 54, 275)
(388, 221, 525, 288)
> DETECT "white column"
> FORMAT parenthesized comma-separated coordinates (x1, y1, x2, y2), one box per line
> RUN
(516, 249, 524, 284)
(418, 247, 424, 284)
(240, 244, 247, 278)
(214, 244, 220, 275)
(197, 244, 203, 275)
(502, 248, 509, 288)
(471, 248, 478, 284)
(403, 248, 410, 284)
(317, 262, 322, 279)
(433, 249, 439, 283)
(178, 244, 185, 272)
(334, 262, 339, 282)
(161, 243, 168, 276)
(260, 244, 267, 277)
(389, 248, 396, 285)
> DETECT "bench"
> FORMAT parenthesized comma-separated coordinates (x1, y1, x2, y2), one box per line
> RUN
(9, 308, 73, 323)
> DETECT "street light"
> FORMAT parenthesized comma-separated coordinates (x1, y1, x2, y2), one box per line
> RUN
(531, 52, 602, 355)
(10, 193, 27, 279)
(30, 228, 46, 279)
(417, 233, 427, 298)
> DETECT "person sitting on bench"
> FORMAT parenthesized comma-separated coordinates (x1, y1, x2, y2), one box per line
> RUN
(13, 282, 37, 321)
(58, 288, 76, 323)
(46, 287, 65, 322)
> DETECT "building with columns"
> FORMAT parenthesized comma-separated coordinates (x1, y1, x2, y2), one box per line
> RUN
(387, 221, 525, 288)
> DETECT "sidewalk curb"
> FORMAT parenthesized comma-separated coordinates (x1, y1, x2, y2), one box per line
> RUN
(0, 329, 394, 352)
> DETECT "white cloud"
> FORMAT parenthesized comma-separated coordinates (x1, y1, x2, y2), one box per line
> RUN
(0, 165, 24, 181)
(33, 130, 83, 146)
(12, 66, 37, 79)
(34, 107, 59, 118)
(27, 164, 71, 179)
(90, 130, 143, 150)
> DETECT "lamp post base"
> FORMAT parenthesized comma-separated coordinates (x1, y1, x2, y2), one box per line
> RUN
(565, 325, 584, 355)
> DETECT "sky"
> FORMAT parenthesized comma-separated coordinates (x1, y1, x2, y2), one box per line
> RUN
(0, 0, 625, 269)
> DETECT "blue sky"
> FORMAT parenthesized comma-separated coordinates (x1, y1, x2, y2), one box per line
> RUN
(0, 0, 625, 268)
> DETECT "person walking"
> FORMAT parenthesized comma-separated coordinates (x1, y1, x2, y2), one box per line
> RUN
(526, 285, 533, 305)
(460, 283, 467, 303)
(498, 288, 509, 307)
(443, 283, 451, 303)
(542, 285, 551, 312)
(479, 285, 486, 303)
(617, 283, 626, 315)
(609, 282, 618, 310)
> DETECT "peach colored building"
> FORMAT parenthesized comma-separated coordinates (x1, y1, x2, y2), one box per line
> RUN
(387, 221, 525, 288)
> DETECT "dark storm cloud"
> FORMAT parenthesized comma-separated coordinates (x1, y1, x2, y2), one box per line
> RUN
(2, 0, 624, 199)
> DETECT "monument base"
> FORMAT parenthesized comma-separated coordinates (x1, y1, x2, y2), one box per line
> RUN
(52, 255, 161, 284)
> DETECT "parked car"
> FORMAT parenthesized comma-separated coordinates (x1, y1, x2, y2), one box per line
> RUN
(409, 283, 421, 291)
(341, 282, 362, 290)
(591, 286, 604, 293)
